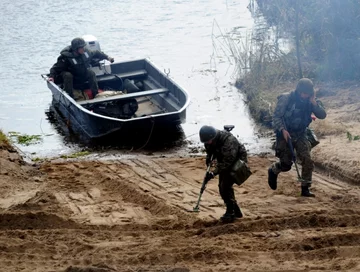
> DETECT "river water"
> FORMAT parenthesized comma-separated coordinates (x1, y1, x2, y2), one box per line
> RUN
(0, 0, 271, 158)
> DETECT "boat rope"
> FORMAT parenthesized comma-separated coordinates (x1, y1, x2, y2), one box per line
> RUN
(134, 117, 155, 151)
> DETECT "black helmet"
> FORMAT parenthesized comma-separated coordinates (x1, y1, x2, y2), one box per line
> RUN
(295, 78, 314, 96)
(71, 37, 86, 51)
(199, 125, 217, 143)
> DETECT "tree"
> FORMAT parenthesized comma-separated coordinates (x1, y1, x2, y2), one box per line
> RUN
(255, 0, 360, 80)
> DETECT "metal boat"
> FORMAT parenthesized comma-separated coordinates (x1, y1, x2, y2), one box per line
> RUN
(42, 42, 189, 142)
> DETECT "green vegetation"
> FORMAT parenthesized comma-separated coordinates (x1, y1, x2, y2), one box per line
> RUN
(30, 150, 91, 163)
(60, 151, 91, 159)
(346, 131, 360, 141)
(32, 157, 44, 162)
(31, 151, 91, 163)
(254, 0, 360, 81)
(8, 131, 42, 146)
(0, 129, 10, 146)
(232, 0, 360, 126)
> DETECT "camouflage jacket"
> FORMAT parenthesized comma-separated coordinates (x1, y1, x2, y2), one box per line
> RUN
(49, 46, 109, 79)
(205, 130, 247, 175)
(273, 91, 327, 136)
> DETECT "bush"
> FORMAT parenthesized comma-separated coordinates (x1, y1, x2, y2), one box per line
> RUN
(0, 129, 10, 146)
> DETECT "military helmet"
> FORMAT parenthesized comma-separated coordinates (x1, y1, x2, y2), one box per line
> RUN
(199, 125, 217, 143)
(71, 37, 86, 51)
(295, 78, 314, 96)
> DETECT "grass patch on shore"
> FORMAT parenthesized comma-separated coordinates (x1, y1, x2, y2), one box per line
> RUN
(8, 132, 42, 146)
(0, 130, 10, 146)
(31, 151, 92, 163)
(238, 78, 296, 128)
(60, 151, 91, 159)
(311, 120, 347, 137)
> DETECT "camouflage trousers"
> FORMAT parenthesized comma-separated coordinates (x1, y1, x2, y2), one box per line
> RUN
(271, 134, 314, 186)
(59, 69, 98, 98)
(218, 171, 237, 206)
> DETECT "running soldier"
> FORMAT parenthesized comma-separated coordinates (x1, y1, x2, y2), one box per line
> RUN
(268, 78, 327, 197)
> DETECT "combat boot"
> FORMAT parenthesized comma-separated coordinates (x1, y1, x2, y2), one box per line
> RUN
(268, 167, 278, 190)
(234, 203, 243, 218)
(301, 186, 315, 197)
(220, 203, 235, 223)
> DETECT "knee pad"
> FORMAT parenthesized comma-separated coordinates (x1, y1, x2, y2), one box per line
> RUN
(62, 72, 73, 80)
(88, 69, 96, 77)
(280, 162, 292, 172)
(63, 72, 72, 77)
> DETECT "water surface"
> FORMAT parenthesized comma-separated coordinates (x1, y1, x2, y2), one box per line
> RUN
(0, 0, 270, 157)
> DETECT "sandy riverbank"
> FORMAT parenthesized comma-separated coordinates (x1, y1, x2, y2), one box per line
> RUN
(1, 134, 360, 271)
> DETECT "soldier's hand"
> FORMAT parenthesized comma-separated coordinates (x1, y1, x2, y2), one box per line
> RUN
(282, 129, 291, 142)
(48, 77, 54, 82)
(204, 172, 215, 183)
(310, 95, 317, 105)
(108, 57, 114, 63)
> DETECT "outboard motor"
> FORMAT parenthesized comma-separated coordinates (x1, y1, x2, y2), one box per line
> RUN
(83, 34, 101, 51)
(82, 34, 109, 76)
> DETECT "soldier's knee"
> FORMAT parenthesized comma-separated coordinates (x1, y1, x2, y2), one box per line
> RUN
(63, 72, 73, 78)
(280, 162, 292, 172)
(87, 69, 96, 78)
(62, 72, 73, 80)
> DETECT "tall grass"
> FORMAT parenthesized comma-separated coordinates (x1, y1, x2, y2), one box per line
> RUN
(211, 15, 324, 128)
(0, 129, 10, 146)
(211, 21, 299, 126)
(311, 120, 346, 137)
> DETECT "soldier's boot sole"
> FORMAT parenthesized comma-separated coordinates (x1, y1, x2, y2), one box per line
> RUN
(220, 213, 235, 223)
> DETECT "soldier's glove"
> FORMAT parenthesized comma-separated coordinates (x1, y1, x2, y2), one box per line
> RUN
(204, 172, 215, 184)
(108, 57, 115, 63)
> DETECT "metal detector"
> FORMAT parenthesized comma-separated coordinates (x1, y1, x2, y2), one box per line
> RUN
(192, 161, 212, 213)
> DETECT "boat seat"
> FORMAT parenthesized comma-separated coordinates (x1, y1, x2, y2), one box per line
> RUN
(97, 69, 148, 82)
(78, 88, 169, 106)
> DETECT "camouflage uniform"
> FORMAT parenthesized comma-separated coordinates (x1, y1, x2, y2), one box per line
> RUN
(49, 46, 110, 98)
(270, 81, 326, 193)
(205, 130, 248, 220)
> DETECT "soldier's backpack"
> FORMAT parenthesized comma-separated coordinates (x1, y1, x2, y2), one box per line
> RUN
(230, 159, 252, 186)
